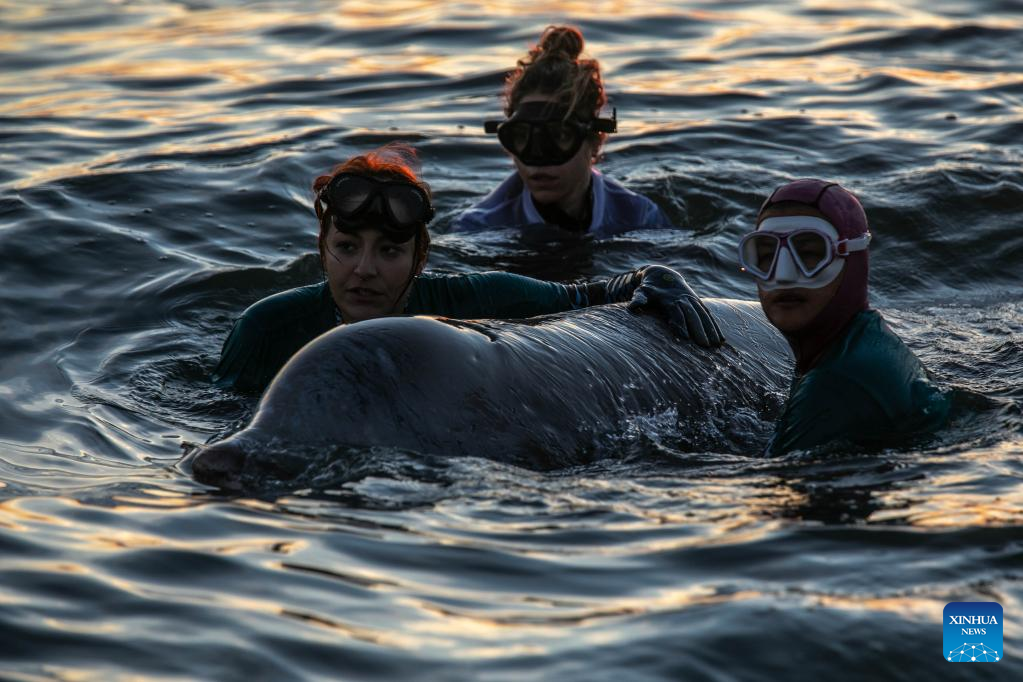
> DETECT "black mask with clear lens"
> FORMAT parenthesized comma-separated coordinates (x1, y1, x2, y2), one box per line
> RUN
(484, 102, 617, 167)
(318, 173, 434, 241)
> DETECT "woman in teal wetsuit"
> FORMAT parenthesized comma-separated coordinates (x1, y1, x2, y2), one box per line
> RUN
(738, 179, 949, 455)
(213, 146, 723, 393)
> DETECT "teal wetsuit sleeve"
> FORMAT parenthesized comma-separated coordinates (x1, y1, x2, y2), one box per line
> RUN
(766, 371, 889, 456)
(408, 270, 665, 319)
(410, 272, 583, 319)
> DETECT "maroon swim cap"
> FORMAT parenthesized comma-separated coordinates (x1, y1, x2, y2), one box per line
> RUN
(758, 179, 871, 374)
(758, 178, 869, 240)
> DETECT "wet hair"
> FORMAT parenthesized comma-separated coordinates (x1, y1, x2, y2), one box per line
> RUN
(505, 26, 608, 157)
(312, 143, 432, 268)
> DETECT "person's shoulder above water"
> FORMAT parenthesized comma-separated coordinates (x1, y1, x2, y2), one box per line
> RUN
(450, 173, 528, 233)
(592, 171, 674, 238)
(451, 169, 674, 236)
(826, 309, 949, 428)
(211, 282, 335, 392)
(235, 282, 333, 331)
(767, 309, 950, 455)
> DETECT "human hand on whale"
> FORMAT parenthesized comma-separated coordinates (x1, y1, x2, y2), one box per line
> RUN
(604, 264, 725, 348)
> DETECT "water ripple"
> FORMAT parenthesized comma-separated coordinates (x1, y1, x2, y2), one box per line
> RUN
(0, 1, 1021, 679)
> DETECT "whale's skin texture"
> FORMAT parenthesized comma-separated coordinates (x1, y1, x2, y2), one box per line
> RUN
(191, 300, 793, 488)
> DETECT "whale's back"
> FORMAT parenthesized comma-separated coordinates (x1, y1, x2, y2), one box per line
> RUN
(253, 300, 790, 461)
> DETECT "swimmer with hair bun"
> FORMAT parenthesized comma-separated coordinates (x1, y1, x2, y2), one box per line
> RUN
(453, 25, 673, 236)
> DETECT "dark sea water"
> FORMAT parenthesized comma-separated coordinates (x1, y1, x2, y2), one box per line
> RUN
(1, 1, 1021, 679)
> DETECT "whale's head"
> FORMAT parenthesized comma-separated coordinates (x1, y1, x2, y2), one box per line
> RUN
(189, 438, 249, 491)
(187, 430, 327, 491)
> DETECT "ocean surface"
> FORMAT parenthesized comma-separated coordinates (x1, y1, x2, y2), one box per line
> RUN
(1, 0, 1021, 679)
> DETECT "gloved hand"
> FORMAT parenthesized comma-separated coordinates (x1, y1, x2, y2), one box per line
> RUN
(626, 265, 725, 348)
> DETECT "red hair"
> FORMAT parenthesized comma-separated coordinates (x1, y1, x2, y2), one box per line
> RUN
(312, 144, 432, 266)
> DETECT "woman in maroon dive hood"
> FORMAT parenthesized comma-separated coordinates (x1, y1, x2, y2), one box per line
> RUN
(739, 179, 949, 455)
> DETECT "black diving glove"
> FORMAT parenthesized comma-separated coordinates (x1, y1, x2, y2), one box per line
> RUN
(604, 265, 725, 348)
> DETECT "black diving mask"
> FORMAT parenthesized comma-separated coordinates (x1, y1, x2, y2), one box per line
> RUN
(317, 173, 434, 241)
(484, 102, 617, 167)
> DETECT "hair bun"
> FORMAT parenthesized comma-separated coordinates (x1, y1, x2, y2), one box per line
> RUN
(537, 25, 584, 60)
(505, 25, 606, 132)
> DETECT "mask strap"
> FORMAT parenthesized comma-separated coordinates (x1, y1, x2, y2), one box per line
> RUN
(837, 232, 872, 255)
(392, 232, 425, 315)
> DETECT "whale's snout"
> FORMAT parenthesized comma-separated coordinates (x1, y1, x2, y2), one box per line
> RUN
(192, 440, 247, 490)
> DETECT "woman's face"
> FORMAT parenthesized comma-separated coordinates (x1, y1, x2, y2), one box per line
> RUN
(758, 269, 844, 334)
(322, 226, 420, 324)
(755, 206, 843, 334)
(511, 94, 596, 210)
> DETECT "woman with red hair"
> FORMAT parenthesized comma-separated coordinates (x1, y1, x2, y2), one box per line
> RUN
(213, 146, 721, 393)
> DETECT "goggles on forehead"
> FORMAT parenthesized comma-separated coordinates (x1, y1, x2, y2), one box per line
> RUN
(484, 102, 617, 167)
(739, 216, 871, 286)
(317, 173, 434, 240)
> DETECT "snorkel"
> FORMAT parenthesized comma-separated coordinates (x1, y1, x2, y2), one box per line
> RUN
(754, 179, 872, 375)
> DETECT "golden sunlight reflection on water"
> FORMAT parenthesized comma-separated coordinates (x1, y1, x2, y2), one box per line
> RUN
(4, 0, 1016, 112)
(0, 0, 1015, 196)
(879, 442, 1023, 525)
(0, 3, 1019, 678)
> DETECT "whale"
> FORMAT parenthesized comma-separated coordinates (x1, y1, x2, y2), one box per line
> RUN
(190, 300, 793, 488)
